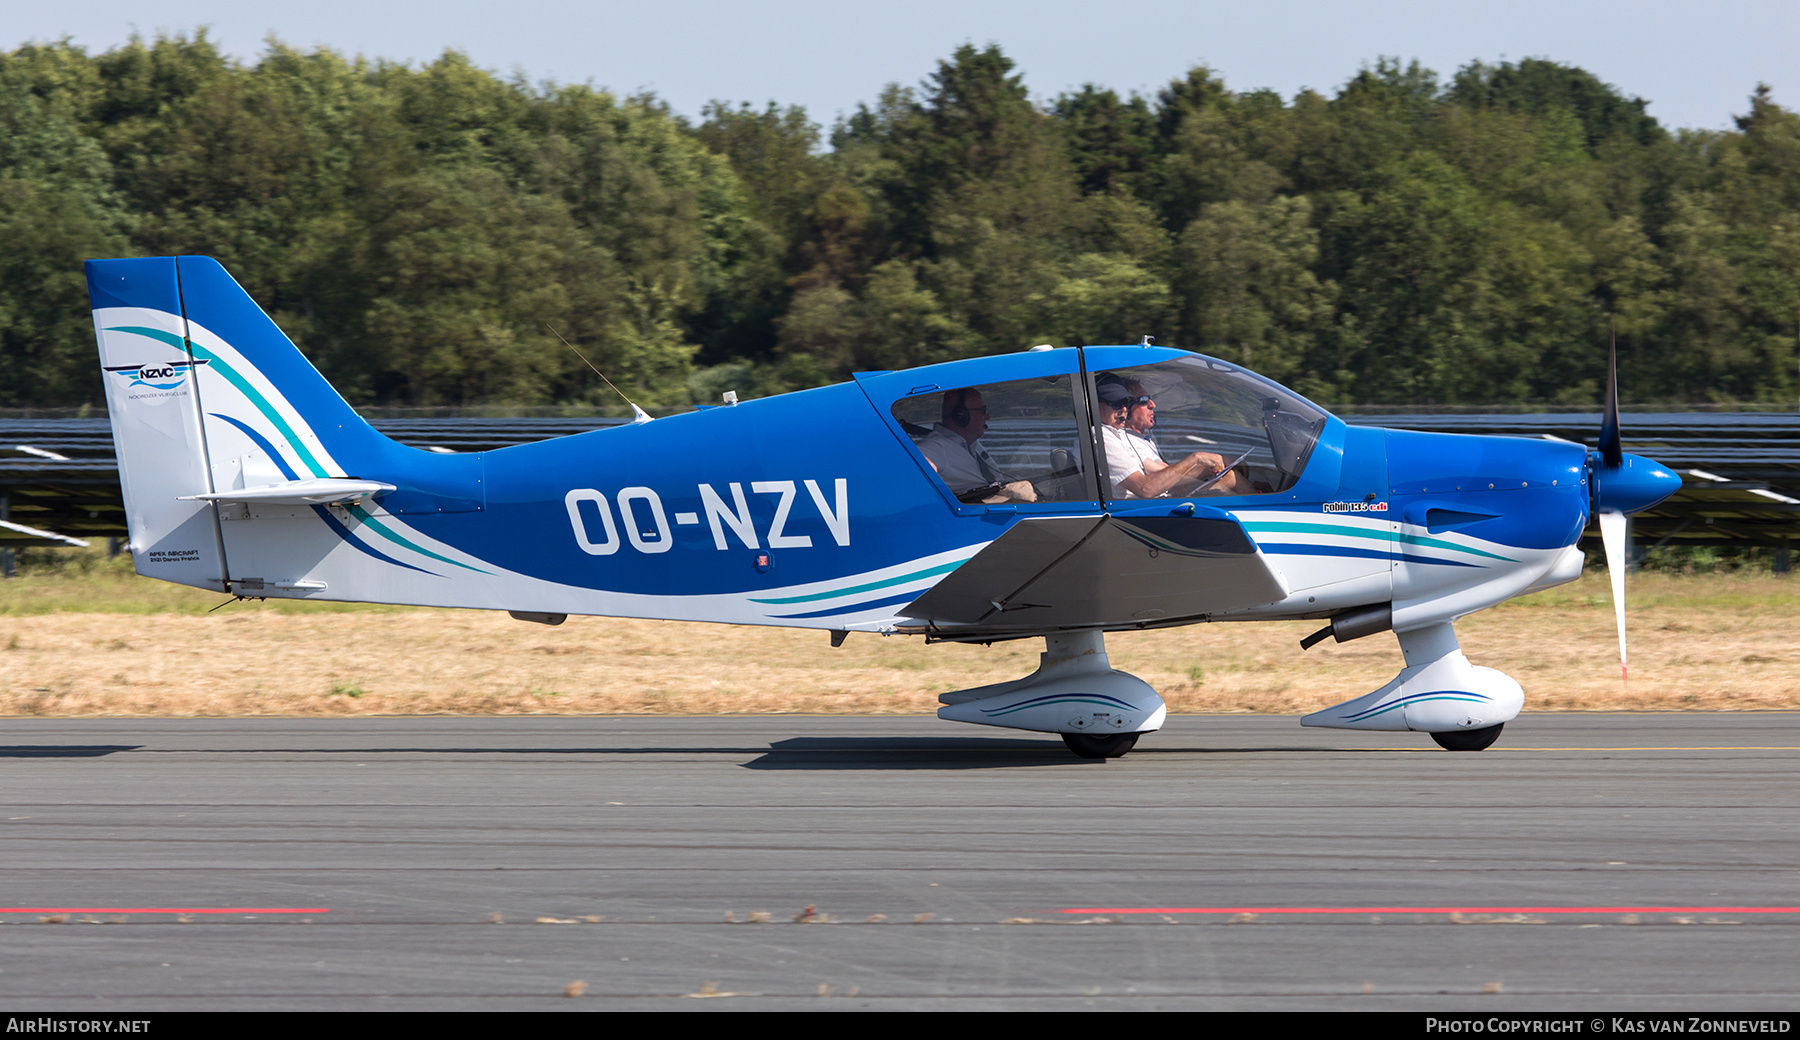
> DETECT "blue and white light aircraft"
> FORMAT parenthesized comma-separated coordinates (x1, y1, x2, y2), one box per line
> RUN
(87, 256, 1680, 757)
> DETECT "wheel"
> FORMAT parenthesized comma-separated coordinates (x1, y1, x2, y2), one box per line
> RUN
(1061, 731, 1141, 759)
(1431, 723, 1503, 751)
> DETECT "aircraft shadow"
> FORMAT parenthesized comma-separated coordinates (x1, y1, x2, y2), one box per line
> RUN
(120, 746, 777, 756)
(742, 735, 1099, 771)
(0, 741, 1397, 764)
(741, 739, 1420, 769)
(0, 745, 141, 758)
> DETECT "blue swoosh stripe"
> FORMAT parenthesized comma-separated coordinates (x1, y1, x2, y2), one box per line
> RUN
(210, 413, 439, 577)
(766, 590, 923, 620)
(1396, 552, 1481, 569)
(982, 695, 1141, 717)
(1258, 543, 1481, 568)
(307, 504, 440, 576)
(750, 558, 966, 604)
(980, 691, 1141, 716)
(1344, 689, 1492, 721)
(1259, 543, 1390, 561)
(210, 413, 300, 479)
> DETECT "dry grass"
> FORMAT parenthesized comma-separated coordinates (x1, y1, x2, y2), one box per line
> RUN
(0, 563, 1796, 717)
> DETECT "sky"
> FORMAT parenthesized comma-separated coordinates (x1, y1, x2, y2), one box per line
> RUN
(5, 0, 1794, 133)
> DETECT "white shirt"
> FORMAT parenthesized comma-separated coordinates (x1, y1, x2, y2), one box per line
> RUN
(919, 424, 1002, 494)
(1101, 424, 1163, 497)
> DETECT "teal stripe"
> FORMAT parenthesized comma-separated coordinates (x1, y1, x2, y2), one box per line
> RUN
(984, 695, 1138, 717)
(1242, 520, 1390, 542)
(194, 349, 489, 572)
(1345, 694, 1491, 721)
(109, 327, 327, 476)
(751, 559, 966, 604)
(183, 343, 330, 479)
(345, 505, 489, 574)
(1391, 531, 1515, 562)
(1242, 520, 1515, 563)
(110, 326, 494, 576)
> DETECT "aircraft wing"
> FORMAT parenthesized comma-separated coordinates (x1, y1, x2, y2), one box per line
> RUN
(902, 512, 1290, 633)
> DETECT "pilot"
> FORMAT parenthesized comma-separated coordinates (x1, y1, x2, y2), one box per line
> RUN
(1096, 374, 1247, 498)
(918, 388, 1037, 503)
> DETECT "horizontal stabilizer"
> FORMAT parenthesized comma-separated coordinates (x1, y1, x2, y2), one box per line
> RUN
(181, 478, 395, 506)
(903, 512, 1289, 633)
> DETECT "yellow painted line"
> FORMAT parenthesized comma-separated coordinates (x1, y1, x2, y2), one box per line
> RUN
(1393, 746, 1800, 752)
(1504, 746, 1800, 751)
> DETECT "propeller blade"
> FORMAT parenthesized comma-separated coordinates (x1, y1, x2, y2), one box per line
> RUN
(1598, 509, 1629, 682)
(1599, 319, 1622, 468)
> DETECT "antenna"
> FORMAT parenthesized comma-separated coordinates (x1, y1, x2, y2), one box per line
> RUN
(546, 324, 652, 424)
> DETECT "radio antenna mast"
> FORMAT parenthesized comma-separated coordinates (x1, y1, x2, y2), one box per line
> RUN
(546, 323, 651, 424)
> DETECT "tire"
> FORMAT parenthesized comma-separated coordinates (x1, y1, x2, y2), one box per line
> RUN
(1061, 731, 1141, 759)
(1431, 723, 1503, 751)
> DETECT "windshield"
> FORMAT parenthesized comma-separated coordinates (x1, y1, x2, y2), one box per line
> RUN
(1090, 355, 1327, 499)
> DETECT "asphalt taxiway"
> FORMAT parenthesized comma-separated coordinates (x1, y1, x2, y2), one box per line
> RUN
(2, 713, 1798, 1010)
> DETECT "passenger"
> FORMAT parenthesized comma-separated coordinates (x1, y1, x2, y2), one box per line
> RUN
(1120, 378, 1254, 496)
(917, 388, 1038, 503)
(1096, 374, 1247, 498)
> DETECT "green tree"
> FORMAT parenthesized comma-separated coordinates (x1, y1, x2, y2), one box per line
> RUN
(1028, 253, 1171, 347)
(3, 35, 1795, 411)
(1053, 85, 1155, 197)
(1173, 196, 1334, 385)
(0, 43, 131, 406)
(1448, 58, 1664, 151)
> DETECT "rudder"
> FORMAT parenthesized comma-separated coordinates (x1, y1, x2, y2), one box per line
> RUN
(88, 257, 228, 590)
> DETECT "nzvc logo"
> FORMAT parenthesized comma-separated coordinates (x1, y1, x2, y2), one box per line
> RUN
(104, 358, 209, 390)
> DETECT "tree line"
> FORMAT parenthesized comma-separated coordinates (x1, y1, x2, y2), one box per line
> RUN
(2, 34, 1796, 410)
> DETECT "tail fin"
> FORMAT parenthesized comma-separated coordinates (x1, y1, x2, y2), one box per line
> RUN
(88, 256, 482, 593)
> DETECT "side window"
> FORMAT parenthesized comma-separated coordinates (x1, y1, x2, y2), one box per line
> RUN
(891, 376, 1092, 504)
(1091, 358, 1326, 500)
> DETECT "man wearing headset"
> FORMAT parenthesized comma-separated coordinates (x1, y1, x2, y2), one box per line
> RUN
(1096, 374, 1248, 498)
(918, 388, 1038, 503)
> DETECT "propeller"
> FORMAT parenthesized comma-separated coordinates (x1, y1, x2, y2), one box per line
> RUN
(1589, 320, 1680, 681)
(1597, 321, 1628, 682)
(1599, 321, 1622, 468)
(1599, 509, 1629, 682)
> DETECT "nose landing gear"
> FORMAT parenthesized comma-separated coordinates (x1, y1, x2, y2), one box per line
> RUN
(1431, 723, 1504, 751)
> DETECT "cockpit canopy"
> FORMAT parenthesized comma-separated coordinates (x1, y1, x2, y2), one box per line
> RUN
(887, 350, 1329, 506)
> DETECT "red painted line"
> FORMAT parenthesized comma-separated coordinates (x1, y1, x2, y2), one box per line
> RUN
(0, 907, 329, 914)
(1059, 905, 1800, 915)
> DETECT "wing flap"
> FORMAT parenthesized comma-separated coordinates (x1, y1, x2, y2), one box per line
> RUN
(904, 513, 1289, 631)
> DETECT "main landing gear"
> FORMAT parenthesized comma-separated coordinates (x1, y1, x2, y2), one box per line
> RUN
(1061, 732, 1141, 759)
(936, 630, 1166, 759)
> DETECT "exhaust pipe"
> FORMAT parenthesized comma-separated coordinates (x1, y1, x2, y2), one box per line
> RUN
(1300, 603, 1393, 650)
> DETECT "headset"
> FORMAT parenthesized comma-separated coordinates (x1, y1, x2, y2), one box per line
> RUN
(949, 388, 971, 428)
